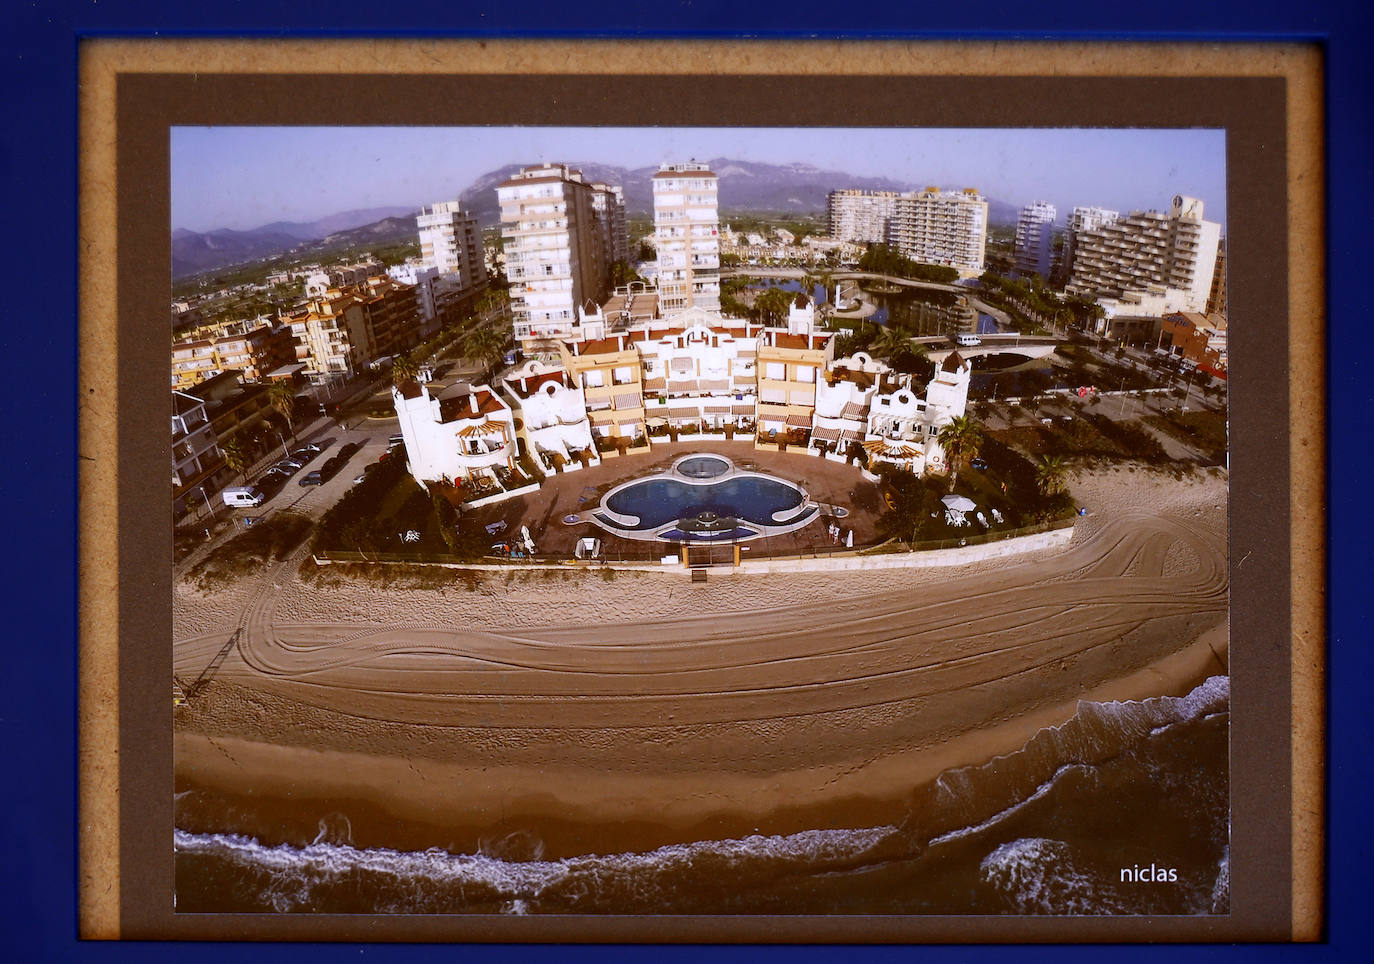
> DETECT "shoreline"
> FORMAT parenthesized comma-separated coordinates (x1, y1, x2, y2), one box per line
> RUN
(175, 619, 1228, 862)
(174, 466, 1230, 867)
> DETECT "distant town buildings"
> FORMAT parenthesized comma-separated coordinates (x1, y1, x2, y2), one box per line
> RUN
(1066, 195, 1221, 313)
(498, 163, 620, 344)
(886, 188, 989, 273)
(1013, 201, 1057, 280)
(827, 189, 899, 244)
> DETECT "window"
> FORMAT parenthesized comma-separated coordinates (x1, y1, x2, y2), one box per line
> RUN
(583, 370, 604, 388)
(765, 362, 785, 381)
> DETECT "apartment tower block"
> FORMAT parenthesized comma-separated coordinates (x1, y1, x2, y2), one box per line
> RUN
(498, 163, 618, 342)
(1013, 200, 1057, 280)
(886, 188, 989, 272)
(652, 162, 720, 315)
(1066, 195, 1221, 311)
(827, 189, 899, 244)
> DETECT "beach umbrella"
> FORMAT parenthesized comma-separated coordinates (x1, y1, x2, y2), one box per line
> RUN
(941, 494, 976, 512)
(845, 529, 854, 548)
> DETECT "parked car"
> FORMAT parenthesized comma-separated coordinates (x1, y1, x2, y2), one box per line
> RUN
(277, 458, 304, 472)
(970, 457, 989, 471)
(295, 442, 322, 457)
(298, 471, 324, 487)
(956, 333, 983, 347)
(259, 468, 288, 487)
(388, 434, 405, 448)
(338, 441, 362, 459)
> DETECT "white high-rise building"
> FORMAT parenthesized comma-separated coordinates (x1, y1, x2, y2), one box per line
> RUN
(653, 162, 720, 315)
(416, 201, 484, 289)
(1013, 201, 1057, 279)
(498, 163, 615, 342)
(1065, 205, 1120, 276)
(1067, 195, 1221, 312)
(886, 188, 988, 273)
(827, 189, 899, 243)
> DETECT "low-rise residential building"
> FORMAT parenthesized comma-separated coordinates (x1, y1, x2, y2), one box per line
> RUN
(394, 379, 519, 486)
(172, 390, 223, 515)
(171, 323, 295, 390)
(284, 291, 375, 382)
(862, 352, 972, 476)
(1158, 311, 1228, 373)
(755, 297, 832, 442)
(810, 352, 888, 457)
(501, 359, 596, 472)
(557, 331, 647, 444)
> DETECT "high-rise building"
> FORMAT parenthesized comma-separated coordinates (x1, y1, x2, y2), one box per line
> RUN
(1013, 201, 1057, 279)
(1065, 206, 1120, 276)
(1206, 237, 1227, 316)
(827, 189, 899, 244)
(498, 163, 615, 342)
(416, 201, 485, 291)
(653, 162, 720, 315)
(1067, 195, 1221, 312)
(886, 188, 988, 272)
(589, 182, 629, 267)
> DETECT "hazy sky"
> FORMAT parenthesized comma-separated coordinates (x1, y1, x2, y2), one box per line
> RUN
(171, 126, 1226, 233)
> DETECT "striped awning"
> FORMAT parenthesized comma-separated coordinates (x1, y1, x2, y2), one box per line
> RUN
(613, 392, 640, 409)
(665, 407, 700, 420)
(643, 377, 667, 391)
(700, 378, 730, 392)
(589, 411, 616, 425)
(811, 426, 841, 442)
(841, 401, 869, 419)
(704, 405, 731, 414)
(732, 404, 754, 416)
(668, 378, 699, 392)
(862, 438, 923, 458)
(456, 420, 506, 437)
(615, 415, 641, 426)
(785, 413, 812, 428)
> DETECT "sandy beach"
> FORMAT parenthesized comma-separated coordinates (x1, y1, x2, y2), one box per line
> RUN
(172, 464, 1229, 861)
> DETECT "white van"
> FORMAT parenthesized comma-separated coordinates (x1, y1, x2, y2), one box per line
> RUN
(221, 486, 265, 508)
(956, 333, 983, 347)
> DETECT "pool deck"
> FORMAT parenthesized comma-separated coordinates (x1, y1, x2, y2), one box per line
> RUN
(461, 441, 886, 560)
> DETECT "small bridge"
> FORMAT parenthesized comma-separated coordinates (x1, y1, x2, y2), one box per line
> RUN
(913, 333, 1062, 364)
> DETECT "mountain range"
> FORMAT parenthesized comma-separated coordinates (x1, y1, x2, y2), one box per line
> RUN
(173, 160, 1023, 278)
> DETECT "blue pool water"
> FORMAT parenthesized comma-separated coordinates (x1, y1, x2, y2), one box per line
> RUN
(605, 477, 807, 531)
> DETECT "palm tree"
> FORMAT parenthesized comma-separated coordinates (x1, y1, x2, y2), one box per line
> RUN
(468, 325, 508, 369)
(754, 286, 793, 327)
(391, 353, 419, 386)
(219, 435, 249, 482)
(937, 415, 984, 491)
(872, 325, 911, 362)
(1035, 454, 1069, 497)
(267, 381, 297, 441)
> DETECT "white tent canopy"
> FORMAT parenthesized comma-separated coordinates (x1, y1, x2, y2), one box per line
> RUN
(941, 494, 976, 512)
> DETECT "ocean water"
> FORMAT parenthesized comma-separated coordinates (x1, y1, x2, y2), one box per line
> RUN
(174, 676, 1230, 916)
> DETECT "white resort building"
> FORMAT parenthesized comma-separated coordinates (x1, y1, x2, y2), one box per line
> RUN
(501, 358, 597, 474)
(393, 379, 519, 490)
(862, 351, 972, 476)
(394, 287, 973, 499)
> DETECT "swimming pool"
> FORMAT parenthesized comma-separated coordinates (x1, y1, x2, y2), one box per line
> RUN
(588, 454, 818, 542)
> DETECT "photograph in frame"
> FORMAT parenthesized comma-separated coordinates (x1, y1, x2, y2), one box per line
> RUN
(76, 37, 1325, 943)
